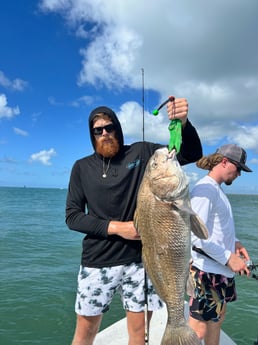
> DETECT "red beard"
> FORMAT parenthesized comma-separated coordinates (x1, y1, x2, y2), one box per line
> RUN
(95, 136, 120, 158)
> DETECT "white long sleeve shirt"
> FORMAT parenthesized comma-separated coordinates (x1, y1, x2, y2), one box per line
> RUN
(190, 175, 236, 277)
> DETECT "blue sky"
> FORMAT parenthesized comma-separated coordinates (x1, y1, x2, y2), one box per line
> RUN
(1, 0, 258, 194)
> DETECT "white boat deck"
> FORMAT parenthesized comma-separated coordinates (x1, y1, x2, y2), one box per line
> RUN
(95, 302, 236, 345)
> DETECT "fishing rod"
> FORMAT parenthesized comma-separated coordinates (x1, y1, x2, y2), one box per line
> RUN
(246, 261, 258, 271)
(246, 260, 258, 280)
(142, 68, 145, 143)
(141, 67, 149, 345)
(237, 259, 258, 280)
(194, 248, 258, 281)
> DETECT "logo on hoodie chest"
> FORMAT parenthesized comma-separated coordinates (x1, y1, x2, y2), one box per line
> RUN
(127, 159, 141, 170)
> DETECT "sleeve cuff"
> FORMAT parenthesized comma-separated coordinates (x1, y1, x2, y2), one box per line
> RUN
(224, 250, 232, 266)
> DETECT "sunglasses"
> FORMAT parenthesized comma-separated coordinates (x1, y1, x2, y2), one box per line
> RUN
(92, 124, 115, 136)
(228, 159, 242, 173)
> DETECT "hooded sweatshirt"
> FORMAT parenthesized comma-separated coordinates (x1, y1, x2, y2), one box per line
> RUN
(66, 106, 202, 268)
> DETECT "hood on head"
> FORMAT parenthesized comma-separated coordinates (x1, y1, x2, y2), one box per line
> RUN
(88, 106, 124, 151)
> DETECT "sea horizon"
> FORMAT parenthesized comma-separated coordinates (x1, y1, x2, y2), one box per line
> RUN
(1, 185, 258, 196)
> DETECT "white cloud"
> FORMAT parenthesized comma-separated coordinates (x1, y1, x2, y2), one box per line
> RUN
(251, 158, 258, 164)
(48, 96, 62, 106)
(39, 0, 258, 153)
(78, 27, 142, 89)
(0, 94, 20, 119)
(227, 125, 258, 153)
(117, 101, 169, 144)
(184, 170, 199, 184)
(13, 127, 29, 136)
(32, 112, 41, 123)
(29, 148, 57, 166)
(0, 71, 28, 91)
(70, 95, 94, 107)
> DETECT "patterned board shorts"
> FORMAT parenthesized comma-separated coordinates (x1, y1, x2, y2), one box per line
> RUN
(189, 266, 237, 322)
(75, 262, 163, 316)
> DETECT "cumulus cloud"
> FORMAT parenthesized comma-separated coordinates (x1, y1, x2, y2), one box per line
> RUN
(0, 94, 20, 119)
(39, 0, 258, 153)
(0, 71, 28, 91)
(29, 148, 57, 166)
(227, 125, 258, 153)
(78, 27, 142, 89)
(117, 101, 169, 144)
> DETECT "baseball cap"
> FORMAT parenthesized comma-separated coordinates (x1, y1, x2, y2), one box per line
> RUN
(216, 144, 252, 172)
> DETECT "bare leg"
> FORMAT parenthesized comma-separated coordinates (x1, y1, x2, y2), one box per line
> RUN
(126, 310, 153, 345)
(204, 305, 226, 345)
(188, 315, 207, 341)
(188, 304, 226, 345)
(71, 314, 102, 345)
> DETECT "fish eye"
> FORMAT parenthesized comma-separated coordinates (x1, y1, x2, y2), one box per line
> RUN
(151, 162, 157, 169)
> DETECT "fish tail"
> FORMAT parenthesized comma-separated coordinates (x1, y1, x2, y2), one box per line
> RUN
(161, 323, 201, 345)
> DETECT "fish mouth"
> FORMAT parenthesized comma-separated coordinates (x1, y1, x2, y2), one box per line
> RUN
(167, 148, 176, 158)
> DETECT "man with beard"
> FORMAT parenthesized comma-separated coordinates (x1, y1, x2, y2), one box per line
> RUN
(66, 98, 203, 345)
(188, 144, 252, 345)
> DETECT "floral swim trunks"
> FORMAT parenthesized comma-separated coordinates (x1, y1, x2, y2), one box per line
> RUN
(189, 265, 237, 322)
(75, 262, 163, 316)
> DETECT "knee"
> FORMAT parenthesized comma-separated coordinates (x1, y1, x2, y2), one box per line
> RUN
(126, 311, 146, 343)
(73, 314, 102, 342)
(128, 317, 145, 335)
(188, 316, 206, 340)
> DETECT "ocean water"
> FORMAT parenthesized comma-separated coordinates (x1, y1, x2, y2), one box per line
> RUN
(0, 187, 257, 345)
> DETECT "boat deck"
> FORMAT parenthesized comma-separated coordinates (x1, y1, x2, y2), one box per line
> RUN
(95, 302, 236, 345)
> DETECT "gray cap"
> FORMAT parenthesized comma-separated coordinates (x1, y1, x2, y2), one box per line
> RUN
(216, 144, 252, 172)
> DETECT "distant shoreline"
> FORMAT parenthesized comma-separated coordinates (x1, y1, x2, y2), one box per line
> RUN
(0, 185, 68, 190)
(1, 185, 257, 196)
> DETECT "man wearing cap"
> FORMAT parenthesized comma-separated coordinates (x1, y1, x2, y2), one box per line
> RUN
(66, 98, 203, 345)
(188, 144, 252, 345)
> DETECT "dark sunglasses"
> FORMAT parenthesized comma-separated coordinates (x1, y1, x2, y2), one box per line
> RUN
(92, 124, 115, 136)
(228, 159, 242, 173)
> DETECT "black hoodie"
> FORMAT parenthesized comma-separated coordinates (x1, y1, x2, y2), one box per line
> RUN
(66, 106, 202, 267)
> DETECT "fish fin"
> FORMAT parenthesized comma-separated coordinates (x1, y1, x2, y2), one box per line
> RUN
(173, 199, 208, 239)
(190, 214, 209, 239)
(173, 199, 195, 214)
(161, 323, 201, 345)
